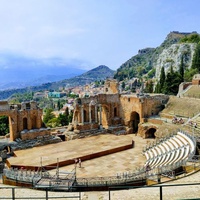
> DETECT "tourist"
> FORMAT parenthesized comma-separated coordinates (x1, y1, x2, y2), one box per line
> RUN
(74, 158, 78, 167)
(78, 158, 81, 168)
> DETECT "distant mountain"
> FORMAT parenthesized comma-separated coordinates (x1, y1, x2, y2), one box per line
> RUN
(0, 53, 87, 90)
(0, 65, 115, 100)
(0, 73, 86, 90)
(61, 65, 115, 86)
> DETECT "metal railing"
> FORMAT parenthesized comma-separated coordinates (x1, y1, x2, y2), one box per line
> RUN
(0, 187, 81, 199)
(0, 182, 200, 200)
(108, 182, 200, 200)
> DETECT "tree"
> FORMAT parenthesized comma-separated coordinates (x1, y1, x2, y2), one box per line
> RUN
(184, 68, 198, 82)
(46, 118, 60, 128)
(57, 100, 61, 111)
(0, 116, 9, 136)
(57, 113, 68, 126)
(159, 67, 165, 92)
(146, 80, 154, 93)
(191, 43, 200, 73)
(68, 110, 73, 123)
(163, 71, 182, 95)
(121, 82, 125, 90)
(179, 55, 185, 82)
(154, 83, 161, 93)
(43, 108, 55, 124)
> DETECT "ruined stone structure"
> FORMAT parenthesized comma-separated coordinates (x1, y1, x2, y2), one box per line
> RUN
(192, 74, 200, 85)
(72, 79, 169, 138)
(0, 101, 48, 141)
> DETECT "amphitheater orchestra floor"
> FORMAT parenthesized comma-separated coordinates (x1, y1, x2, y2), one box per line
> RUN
(7, 134, 147, 178)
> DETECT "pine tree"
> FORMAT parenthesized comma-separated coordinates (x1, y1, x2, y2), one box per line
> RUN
(157, 67, 165, 93)
(192, 43, 200, 73)
(57, 100, 61, 111)
(145, 80, 154, 93)
(43, 108, 55, 124)
(163, 71, 182, 95)
(179, 55, 184, 82)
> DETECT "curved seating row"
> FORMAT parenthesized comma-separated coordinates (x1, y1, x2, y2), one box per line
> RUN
(144, 131, 196, 169)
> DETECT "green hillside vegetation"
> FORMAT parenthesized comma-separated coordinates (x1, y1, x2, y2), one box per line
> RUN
(114, 31, 200, 96)
(114, 32, 193, 82)
(179, 33, 200, 44)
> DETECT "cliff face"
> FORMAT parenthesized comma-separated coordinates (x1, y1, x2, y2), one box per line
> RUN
(114, 31, 198, 82)
(155, 43, 196, 79)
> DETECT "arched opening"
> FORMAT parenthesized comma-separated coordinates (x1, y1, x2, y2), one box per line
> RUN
(0, 115, 9, 136)
(114, 107, 117, 117)
(3, 145, 11, 153)
(23, 118, 28, 130)
(145, 128, 156, 138)
(83, 110, 88, 123)
(32, 116, 37, 129)
(91, 109, 94, 122)
(130, 112, 140, 133)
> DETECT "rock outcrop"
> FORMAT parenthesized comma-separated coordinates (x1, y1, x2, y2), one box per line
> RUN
(155, 43, 196, 79)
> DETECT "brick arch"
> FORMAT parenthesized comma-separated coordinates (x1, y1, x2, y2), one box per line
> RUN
(31, 116, 37, 129)
(145, 127, 156, 138)
(23, 117, 28, 130)
(83, 109, 89, 122)
(130, 111, 140, 133)
(138, 125, 158, 139)
(0, 101, 44, 141)
(0, 112, 18, 141)
(114, 107, 117, 117)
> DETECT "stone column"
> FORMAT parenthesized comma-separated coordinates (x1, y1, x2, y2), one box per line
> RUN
(81, 105, 84, 124)
(95, 105, 98, 123)
(9, 113, 18, 141)
(99, 104, 102, 128)
(37, 109, 43, 128)
(89, 105, 92, 123)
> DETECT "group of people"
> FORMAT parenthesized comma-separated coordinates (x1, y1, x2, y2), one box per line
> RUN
(74, 158, 82, 168)
(188, 120, 198, 128)
(172, 117, 184, 124)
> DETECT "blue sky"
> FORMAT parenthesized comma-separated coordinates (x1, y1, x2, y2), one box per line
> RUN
(0, 0, 200, 70)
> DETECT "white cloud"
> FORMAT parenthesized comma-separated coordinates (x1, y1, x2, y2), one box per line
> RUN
(0, 0, 199, 70)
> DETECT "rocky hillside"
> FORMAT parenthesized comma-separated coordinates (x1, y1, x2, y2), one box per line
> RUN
(155, 43, 196, 79)
(0, 65, 115, 100)
(114, 31, 198, 81)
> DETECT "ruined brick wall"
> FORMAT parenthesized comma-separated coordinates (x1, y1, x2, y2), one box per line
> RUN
(0, 101, 44, 141)
(20, 129, 50, 140)
(119, 95, 142, 126)
(72, 80, 169, 135)
(104, 79, 119, 94)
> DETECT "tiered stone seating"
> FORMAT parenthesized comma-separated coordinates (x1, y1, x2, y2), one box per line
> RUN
(144, 131, 196, 169)
(177, 131, 196, 154)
